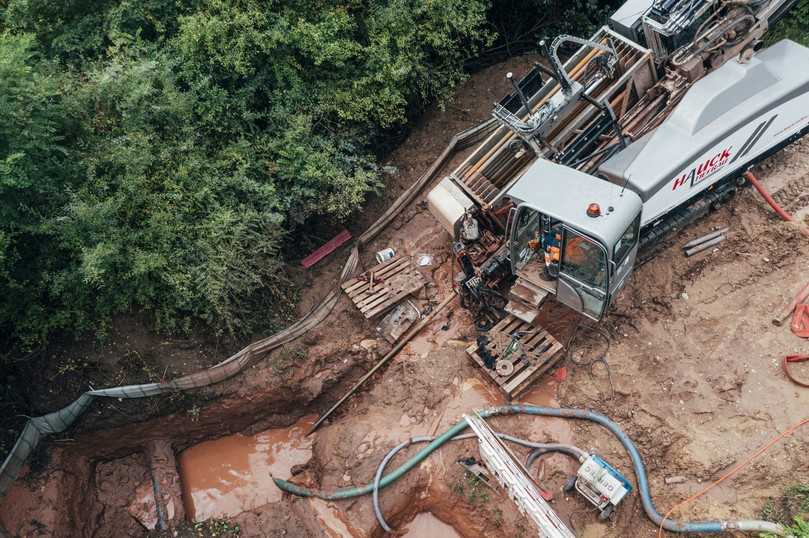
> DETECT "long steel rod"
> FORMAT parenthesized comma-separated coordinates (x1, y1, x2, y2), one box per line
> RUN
(682, 227, 729, 249)
(307, 292, 456, 434)
(684, 235, 725, 256)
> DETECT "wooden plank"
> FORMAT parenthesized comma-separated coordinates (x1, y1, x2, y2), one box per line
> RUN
(347, 284, 373, 299)
(465, 317, 563, 398)
(342, 254, 427, 319)
(511, 362, 560, 397)
(502, 317, 525, 334)
(523, 330, 549, 349)
(490, 315, 515, 333)
(498, 356, 529, 379)
(511, 346, 564, 397)
(355, 288, 389, 308)
(343, 256, 408, 293)
(506, 342, 562, 395)
(503, 363, 544, 394)
(504, 347, 563, 395)
(359, 291, 394, 313)
(371, 256, 409, 278)
(358, 273, 424, 310)
(342, 277, 365, 292)
(344, 257, 413, 297)
(364, 287, 419, 318)
(301, 229, 352, 268)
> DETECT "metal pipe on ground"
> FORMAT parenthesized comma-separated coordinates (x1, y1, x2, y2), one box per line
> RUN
(307, 292, 456, 435)
(684, 235, 726, 256)
(683, 227, 729, 250)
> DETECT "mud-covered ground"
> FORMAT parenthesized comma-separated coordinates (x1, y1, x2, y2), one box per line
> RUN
(2, 54, 809, 538)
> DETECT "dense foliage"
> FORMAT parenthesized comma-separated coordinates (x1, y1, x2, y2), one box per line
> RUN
(0, 0, 615, 348)
(768, 0, 809, 46)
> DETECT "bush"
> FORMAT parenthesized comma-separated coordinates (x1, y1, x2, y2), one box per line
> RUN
(0, 33, 82, 345)
(767, 0, 809, 46)
(0, 1, 494, 347)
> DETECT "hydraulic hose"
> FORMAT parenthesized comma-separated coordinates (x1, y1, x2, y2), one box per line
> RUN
(525, 444, 587, 470)
(274, 405, 785, 535)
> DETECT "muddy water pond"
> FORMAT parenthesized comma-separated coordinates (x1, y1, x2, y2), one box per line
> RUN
(178, 415, 316, 521)
(402, 512, 463, 537)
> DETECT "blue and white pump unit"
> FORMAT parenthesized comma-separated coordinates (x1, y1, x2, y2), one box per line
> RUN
(570, 454, 633, 520)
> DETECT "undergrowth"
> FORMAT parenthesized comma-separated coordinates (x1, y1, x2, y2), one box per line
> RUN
(760, 485, 809, 537)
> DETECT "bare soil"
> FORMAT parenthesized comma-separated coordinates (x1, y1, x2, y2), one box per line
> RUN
(2, 55, 809, 538)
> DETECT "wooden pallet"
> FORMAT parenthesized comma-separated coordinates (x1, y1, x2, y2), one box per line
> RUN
(340, 255, 427, 319)
(466, 315, 563, 398)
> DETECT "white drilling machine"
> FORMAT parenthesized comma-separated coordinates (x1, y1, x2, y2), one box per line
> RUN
(427, 0, 809, 326)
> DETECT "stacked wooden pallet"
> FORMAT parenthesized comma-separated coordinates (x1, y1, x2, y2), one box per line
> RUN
(340, 255, 427, 319)
(466, 315, 563, 398)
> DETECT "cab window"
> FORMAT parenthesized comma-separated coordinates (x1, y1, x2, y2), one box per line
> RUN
(560, 229, 607, 289)
(613, 215, 640, 263)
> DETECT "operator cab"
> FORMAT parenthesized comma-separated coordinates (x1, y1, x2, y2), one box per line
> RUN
(503, 160, 643, 320)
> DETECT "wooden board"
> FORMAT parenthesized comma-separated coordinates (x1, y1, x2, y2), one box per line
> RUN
(301, 229, 352, 268)
(466, 315, 563, 399)
(340, 255, 427, 319)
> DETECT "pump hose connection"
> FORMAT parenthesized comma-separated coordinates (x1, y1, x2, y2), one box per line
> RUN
(273, 405, 785, 535)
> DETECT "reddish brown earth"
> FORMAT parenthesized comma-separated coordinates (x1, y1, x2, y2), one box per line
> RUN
(2, 54, 809, 538)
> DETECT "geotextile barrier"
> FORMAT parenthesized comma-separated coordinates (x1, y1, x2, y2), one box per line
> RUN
(0, 118, 498, 498)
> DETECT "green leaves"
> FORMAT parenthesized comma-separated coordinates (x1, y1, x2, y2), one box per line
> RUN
(0, 0, 492, 347)
(767, 0, 809, 47)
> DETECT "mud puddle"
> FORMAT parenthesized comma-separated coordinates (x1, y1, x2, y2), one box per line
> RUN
(403, 512, 463, 537)
(178, 415, 316, 521)
(519, 377, 573, 441)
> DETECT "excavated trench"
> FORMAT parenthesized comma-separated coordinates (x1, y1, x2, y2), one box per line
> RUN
(0, 318, 578, 537)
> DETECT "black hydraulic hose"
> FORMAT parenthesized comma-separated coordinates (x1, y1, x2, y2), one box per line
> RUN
(525, 444, 587, 470)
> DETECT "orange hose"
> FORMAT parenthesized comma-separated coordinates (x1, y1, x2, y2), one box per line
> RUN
(744, 171, 809, 238)
(657, 416, 809, 537)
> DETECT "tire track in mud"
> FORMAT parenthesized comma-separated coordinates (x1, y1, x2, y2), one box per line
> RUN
(772, 173, 809, 214)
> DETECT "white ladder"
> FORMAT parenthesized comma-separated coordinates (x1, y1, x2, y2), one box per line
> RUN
(464, 413, 576, 538)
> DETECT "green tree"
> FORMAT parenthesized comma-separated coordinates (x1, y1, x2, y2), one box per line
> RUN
(767, 0, 809, 46)
(0, 1, 494, 347)
(0, 32, 81, 345)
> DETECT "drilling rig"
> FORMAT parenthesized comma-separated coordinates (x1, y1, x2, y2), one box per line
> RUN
(428, 0, 807, 326)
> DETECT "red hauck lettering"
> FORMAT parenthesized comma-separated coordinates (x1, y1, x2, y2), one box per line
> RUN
(671, 147, 733, 190)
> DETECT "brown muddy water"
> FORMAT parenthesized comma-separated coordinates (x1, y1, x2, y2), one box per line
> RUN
(402, 512, 463, 537)
(178, 415, 316, 521)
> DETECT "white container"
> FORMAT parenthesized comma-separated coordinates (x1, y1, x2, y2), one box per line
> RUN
(375, 248, 395, 264)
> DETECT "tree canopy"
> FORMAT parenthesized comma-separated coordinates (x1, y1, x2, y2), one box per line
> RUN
(19, 0, 799, 347)
(0, 0, 504, 346)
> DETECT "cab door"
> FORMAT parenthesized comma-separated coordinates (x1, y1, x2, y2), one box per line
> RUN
(556, 226, 610, 320)
(509, 205, 541, 275)
(609, 215, 640, 299)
